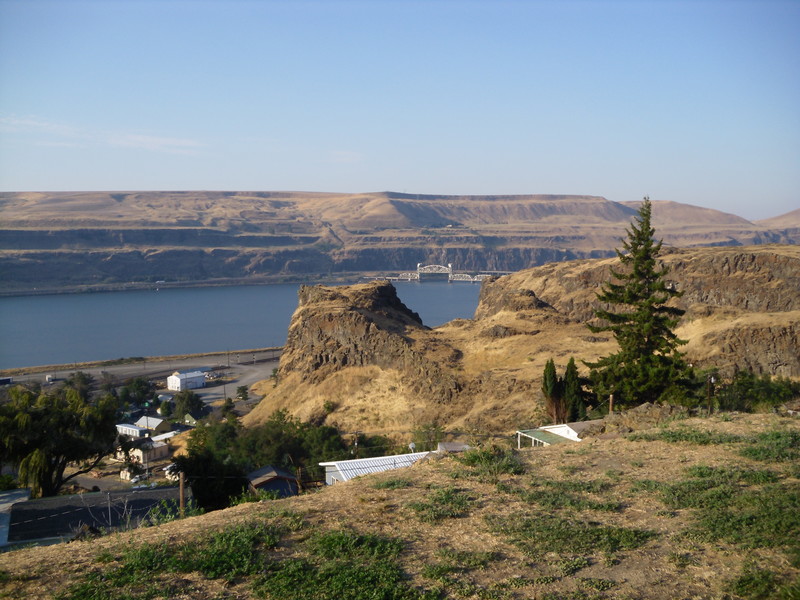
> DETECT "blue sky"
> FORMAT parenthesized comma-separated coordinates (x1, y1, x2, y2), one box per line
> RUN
(1, 0, 797, 220)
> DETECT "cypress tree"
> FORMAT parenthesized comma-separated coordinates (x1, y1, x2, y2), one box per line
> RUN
(542, 358, 566, 423)
(563, 357, 585, 422)
(586, 197, 690, 407)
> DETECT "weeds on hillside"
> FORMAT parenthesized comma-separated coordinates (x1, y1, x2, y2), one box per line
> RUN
(635, 463, 800, 570)
(57, 521, 285, 600)
(739, 429, 800, 463)
(628, 426, 742, 445)
(487, 512, 656, 559)
(421, 547, 498, 584)
(728, 562, 800, 600)
(408, 486, 473, 523)
(254, 529, 438, 600)
(452, 444, 525, 482)
(498, 477, 621, 513)
(372, 477, 412, 490)
(57, 520, 438, 600)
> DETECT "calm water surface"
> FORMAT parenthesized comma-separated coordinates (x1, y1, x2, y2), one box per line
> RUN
(0, 281, 481, 369)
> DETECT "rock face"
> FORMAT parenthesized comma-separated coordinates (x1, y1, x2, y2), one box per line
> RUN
(278, 282, 463, 403)
(477, 245, 800, 377)
(247, 245, 799, 435)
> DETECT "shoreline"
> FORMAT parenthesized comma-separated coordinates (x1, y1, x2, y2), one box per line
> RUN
(0, 346, 283, 377)
(0, 273, 381, 298)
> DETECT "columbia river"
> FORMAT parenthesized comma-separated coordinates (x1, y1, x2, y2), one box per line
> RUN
(0, 281, 482, 370)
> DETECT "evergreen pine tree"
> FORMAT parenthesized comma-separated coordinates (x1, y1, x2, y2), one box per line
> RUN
(586, 197, 690, 407)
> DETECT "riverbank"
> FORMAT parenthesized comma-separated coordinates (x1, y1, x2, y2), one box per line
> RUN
(0, 272, 381, 298)
(0, 347, 283, 378)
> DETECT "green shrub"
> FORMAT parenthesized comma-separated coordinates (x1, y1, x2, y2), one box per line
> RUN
(454, 445, 525, 482)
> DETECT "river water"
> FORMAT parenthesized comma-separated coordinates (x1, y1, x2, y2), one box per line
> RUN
(0, 281, 482, 370)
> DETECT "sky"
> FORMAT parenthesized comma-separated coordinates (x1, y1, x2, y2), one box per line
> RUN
(0, 0, 798, 220)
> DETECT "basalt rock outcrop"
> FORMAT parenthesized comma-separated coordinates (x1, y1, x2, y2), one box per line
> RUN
(278, 281, 463, 404)
(248, 245, 798, 434)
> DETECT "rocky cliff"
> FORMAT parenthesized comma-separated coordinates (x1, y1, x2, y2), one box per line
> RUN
(246, 245, 799, 435)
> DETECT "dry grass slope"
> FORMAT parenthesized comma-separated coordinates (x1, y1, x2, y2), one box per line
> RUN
(1, 413, 798, 600)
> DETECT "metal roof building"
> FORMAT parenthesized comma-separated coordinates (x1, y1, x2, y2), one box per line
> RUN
(516, 419, 603, 448)
(319, 452, 431, 485)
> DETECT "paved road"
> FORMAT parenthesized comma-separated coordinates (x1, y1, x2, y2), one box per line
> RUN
(8, 348, 281, 407)
(0, 489, 31, 546)
(8, 487, 189, 542)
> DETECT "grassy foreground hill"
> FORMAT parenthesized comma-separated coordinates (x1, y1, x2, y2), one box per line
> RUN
(2, 412, 798, 600)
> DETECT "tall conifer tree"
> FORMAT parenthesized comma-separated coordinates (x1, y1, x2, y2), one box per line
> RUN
(542, 358, 566, 423)
(586, 197, 689, 407)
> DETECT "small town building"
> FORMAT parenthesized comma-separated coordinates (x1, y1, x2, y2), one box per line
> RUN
(116, 424, 149, 439)
(246, 466, 300, 498)
(134, 416, 171, 435)
(319, 451, 431, 485)
(115, 438, 170, 466)
(166, 370, 206, 392)
(183, 410, 206, 427)
(515, 419, 603, 449)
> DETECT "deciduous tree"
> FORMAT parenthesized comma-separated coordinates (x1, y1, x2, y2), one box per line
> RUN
(0, 386, 120, 497)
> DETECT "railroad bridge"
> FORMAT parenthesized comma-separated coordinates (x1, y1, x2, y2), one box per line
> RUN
(389, 264, 501, 283)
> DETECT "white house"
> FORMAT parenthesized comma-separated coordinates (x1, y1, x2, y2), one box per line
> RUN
(516, 419, 603, 449)
(319, 452, 431, 485)
(166, 370, 206, 392)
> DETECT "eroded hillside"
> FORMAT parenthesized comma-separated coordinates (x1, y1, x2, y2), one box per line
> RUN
(247, 245, 800, 435)
(2, 191, 797, 293)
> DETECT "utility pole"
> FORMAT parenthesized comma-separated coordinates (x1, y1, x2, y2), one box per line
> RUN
(179, 472, 185, 519)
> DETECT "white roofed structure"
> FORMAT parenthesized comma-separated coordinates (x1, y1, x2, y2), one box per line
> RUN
(167, 370, 206, 392)
(319, 452, 430, 485)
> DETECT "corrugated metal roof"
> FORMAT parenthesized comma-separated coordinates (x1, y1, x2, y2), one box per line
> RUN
(320, 452, 430, 482)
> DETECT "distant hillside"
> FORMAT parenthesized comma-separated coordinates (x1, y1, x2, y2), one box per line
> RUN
(757, 207, 800, 229)
(1, 191, 796, 293)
